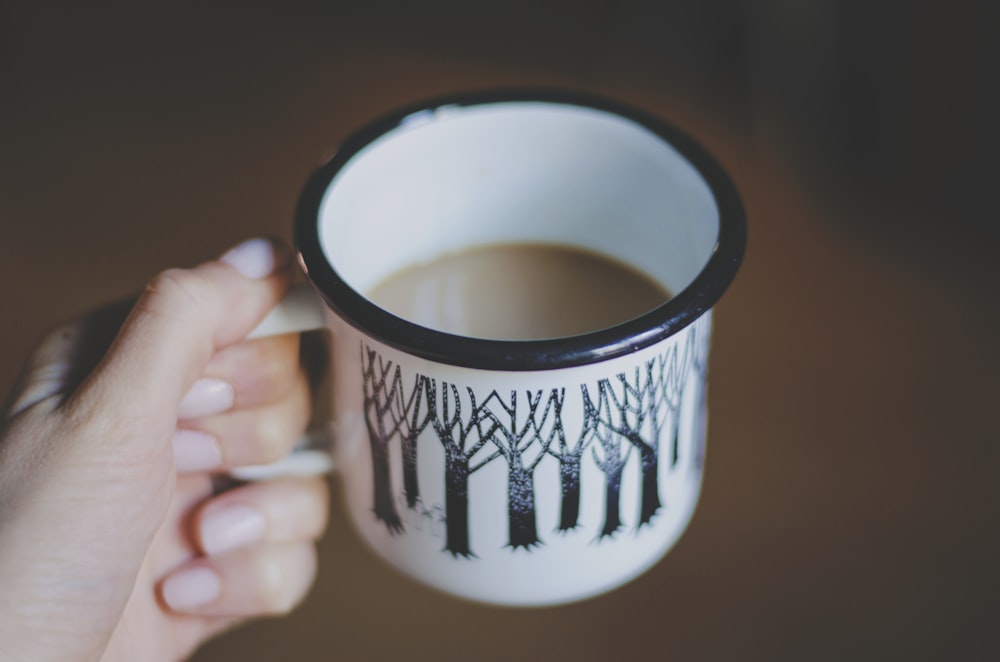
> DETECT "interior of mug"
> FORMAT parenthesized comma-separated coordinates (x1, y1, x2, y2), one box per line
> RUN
(317, 102, 719, 302)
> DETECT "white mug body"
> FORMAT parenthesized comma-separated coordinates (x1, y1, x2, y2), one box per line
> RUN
(295, 91, 745, 606)
(328, 312, 711, 606)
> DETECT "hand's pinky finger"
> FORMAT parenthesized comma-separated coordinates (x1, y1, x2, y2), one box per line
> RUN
(160, 542, 317, 617)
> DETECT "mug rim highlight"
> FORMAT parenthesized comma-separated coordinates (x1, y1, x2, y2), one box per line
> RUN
(295, 89, 746, 371)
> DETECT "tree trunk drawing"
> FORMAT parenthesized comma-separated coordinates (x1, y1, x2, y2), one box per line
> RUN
(664, 330, 696, 470)
(557, 455, 582, 532)
(361, 346, 432, 534)
(443, 449, 472, 557)
(637, 441, 660, 526)
(397, 375, 430, 509)
(605, 367, 662, 529)
(426, 380, 499, 558)
(507, 458, 539, 548)
(550, 386, 595, 532)
(670, 415, 682, 468)
(402, 437, 420, 509)
(483, 389, 559, 551)
(601, 337, 696, 530)
(601, 459, 625, 538)
(361, 347, 404, 534)
(587, 382, 633, 540)
(366, 421, 402, 532)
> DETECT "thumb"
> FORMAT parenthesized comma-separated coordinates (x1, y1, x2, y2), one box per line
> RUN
(69, 237, 292, 436)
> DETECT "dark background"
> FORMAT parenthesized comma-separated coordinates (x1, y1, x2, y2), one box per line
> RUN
(2, 1, 998, 660)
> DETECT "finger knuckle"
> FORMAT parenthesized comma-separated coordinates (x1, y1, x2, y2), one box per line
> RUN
(254, 551, 308, 614)
(244, 338, 300, 398)
(259, 390, 311, 463)
(254, 555, 286, 611)
(252, 413, 296, 464)
(142, 269, 207, 319)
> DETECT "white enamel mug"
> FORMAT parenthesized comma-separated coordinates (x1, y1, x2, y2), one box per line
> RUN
(249, 90, 745, 607)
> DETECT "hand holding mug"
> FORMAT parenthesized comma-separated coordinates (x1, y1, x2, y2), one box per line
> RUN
(0, 238, 328, 662)
(0, 90, 745, 661)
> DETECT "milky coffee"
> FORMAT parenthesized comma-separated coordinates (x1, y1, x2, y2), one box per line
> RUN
(366, 243, 671, 341)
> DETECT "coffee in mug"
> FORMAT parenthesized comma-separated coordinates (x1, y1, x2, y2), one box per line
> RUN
(366, 242, 671, 340)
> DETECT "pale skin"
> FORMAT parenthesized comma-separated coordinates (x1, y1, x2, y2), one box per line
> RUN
(0, 238, 329, 661)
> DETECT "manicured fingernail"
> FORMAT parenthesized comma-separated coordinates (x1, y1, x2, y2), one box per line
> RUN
(171, 429, 223, 472)
(201, 504, 266, 555)
(162, 566, 221, 610)
(220, 238, 280, 279)
(178, 378, 235, 419)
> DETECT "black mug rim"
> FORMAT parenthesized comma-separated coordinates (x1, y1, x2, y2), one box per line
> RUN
(295, 89, 746, 371)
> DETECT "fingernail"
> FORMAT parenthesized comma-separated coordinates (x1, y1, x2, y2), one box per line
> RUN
(220, 238, 280, 279)
(162, 566, 221, 610)
(201, 504, 266, 555)
(172, 429, 223, 472)
(178, 378, 235, 419)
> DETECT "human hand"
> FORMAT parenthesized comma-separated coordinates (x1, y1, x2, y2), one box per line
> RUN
(0, 238, 329, 661)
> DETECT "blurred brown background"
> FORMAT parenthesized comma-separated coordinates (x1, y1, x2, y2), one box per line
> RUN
(2, 1, 997, 660)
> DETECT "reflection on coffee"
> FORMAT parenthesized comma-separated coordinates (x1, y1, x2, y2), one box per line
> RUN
(366, 243, 671, 340)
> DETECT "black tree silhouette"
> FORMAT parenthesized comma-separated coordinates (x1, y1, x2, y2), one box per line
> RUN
(662, 331, 696, 470)
(389, 372, 433, 509)
(361, 346, 407, 534)
(587, 381, 634, 539)
(599, 365, 664, 528)
(547, 387, 597, 532)
(424, 379, 500, 558)
(482, 389, 559, 550)
(592, 334, 696, 531)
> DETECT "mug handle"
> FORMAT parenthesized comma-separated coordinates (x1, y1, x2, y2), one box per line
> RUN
(229, 283, 335, 481)
(245, 283, 328, 340)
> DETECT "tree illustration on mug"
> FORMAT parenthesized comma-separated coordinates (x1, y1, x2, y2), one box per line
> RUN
(361, 346, 429, 534)
(423, 379, 499, 558)
(360, 320, 704, 555)
(479, 389, 561, 551)
(546, 387, 597, 533)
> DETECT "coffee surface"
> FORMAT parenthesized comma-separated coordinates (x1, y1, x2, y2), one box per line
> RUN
(366, 243, 670, 340)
